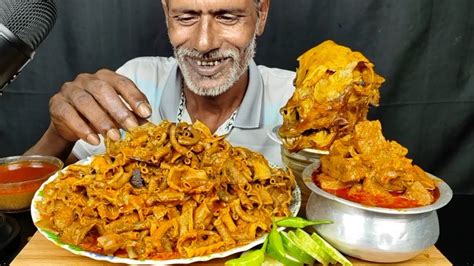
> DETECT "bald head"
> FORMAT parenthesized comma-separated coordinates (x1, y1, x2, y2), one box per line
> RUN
(163, 0, 262, 11)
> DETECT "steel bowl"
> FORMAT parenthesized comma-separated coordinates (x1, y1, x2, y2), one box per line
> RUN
(280, 146, 327, 178)
(302, 161, 453, 263)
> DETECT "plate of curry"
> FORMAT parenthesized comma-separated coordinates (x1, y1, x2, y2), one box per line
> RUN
(31, 120, 301, 264)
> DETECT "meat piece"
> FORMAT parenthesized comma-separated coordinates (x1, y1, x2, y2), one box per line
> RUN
(279, 40, 385, 152)
(130, 169, 145, 188)
(404, 181, 434, 206)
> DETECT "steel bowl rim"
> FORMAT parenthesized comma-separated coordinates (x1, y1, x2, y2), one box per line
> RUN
(302, 161, 453, 215)
(268, 124, 330, 155)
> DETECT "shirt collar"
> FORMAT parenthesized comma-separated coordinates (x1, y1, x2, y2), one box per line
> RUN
(159, 63, 182, 122)
(159, 59, 264, 128)
(234, 60, 263, 129)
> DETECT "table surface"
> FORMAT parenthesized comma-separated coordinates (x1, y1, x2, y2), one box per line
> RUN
(11, 232, 451, 266)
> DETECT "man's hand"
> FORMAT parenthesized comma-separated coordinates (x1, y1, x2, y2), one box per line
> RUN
(49, 69, 151, 145)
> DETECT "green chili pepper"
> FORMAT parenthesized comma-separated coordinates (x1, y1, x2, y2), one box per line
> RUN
(276, 217, 332, 228)
(225, 234, 268, 266)
(261, 231, 269, 252)
(224, 249, 265, 266)
(266, 221, 303, 266)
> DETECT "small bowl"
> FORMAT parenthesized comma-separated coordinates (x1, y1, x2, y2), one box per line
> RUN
(0, 155, 63, 212)
(281, 146, 327, 177)
(268, 124, 328, 178)
(302, 161, 453, 263)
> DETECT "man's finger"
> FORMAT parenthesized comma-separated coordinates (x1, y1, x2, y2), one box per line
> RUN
(66, 84, 122, 140)
(95, 69, 152, 118)
(81, 76, 140, 131)
(49, 95, 100, 145)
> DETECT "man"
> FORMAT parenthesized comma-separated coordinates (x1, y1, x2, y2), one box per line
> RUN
(26, 0, 295, 166)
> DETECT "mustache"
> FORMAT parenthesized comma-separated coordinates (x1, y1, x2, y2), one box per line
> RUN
(174, 47, 239, 61)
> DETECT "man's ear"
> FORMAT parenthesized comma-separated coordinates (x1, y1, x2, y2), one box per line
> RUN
(256, 0, 270, 36)
(161, 0, 169, 27)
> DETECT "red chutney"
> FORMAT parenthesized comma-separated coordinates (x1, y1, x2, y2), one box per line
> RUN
(311, 169, 439, 209)
(0, 161, 58, 194)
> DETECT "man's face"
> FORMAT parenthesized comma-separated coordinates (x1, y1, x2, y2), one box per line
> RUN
(163, 0, 268, 96)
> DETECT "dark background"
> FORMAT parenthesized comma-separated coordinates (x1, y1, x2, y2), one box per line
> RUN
(0, 0, 472, 264)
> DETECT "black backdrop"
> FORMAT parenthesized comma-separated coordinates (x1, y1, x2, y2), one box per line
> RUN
(0, 0, 473, 194)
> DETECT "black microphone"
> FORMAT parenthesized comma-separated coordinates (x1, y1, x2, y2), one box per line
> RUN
(0, 0, 56, 93)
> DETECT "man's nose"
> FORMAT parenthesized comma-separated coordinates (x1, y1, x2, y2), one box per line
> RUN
(193, 17, 220, 54)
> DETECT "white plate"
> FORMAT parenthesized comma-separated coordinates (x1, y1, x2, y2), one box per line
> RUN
(267, 125, 329, 155)
(31, 157, 301, 265)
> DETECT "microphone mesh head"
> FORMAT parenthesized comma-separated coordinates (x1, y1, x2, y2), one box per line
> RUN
(0, 0, 56, 50)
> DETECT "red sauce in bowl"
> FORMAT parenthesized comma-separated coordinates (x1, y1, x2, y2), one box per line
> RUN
(311, 168, 439, 209)
(0, 161, 59, 194)
(0, 157, 62, 212)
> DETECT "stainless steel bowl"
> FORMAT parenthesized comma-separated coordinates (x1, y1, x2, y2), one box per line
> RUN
(281, 146, 327, 177)
(302, 161, 453, 263)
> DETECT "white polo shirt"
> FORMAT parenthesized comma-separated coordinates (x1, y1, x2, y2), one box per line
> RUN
(72, 57, 295, 166)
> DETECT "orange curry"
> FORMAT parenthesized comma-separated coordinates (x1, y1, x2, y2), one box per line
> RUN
(312, 167, 439, 209)
(314, 120, 438, 208)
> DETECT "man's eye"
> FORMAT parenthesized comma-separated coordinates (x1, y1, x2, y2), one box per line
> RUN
(217, 15, 238, 24)
(175, 15, 198, 25)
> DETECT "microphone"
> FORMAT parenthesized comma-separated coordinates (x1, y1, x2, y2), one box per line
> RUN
(0, 0, 56, 93)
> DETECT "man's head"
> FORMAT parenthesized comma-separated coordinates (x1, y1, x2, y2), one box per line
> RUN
(162, 0, 270, 97)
